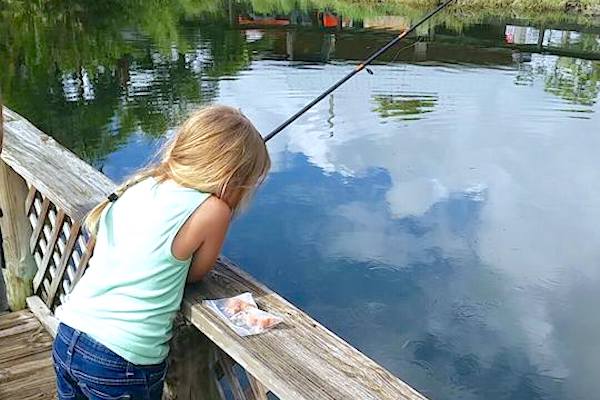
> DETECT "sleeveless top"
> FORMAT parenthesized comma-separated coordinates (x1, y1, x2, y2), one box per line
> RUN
(57, 177, 210, 365)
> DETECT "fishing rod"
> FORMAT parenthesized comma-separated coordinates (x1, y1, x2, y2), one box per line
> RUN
(263, 0, 456, 143)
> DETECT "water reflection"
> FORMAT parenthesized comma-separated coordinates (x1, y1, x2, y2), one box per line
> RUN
(218, 39, 600, 400)
(2, 1, 600, 399)
(373, 93, 439, 121)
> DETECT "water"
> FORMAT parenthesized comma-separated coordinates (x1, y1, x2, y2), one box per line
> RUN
(2, 2, 600, 399)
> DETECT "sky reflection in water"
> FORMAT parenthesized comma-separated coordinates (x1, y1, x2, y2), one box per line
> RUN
(3, 4, 600, 399)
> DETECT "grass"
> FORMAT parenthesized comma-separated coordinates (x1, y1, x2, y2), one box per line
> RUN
(350, 0, 600, 14)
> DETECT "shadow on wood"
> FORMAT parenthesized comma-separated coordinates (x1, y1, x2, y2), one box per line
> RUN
(0, 160, 36, 311)
(164, 315, 223, 400)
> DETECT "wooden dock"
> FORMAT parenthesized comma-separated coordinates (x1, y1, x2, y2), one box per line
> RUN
(0, 105, 429, 400)
(0, 310, 56, 400)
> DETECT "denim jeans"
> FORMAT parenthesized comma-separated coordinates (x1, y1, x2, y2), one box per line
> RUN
(52, 323, 167, 400)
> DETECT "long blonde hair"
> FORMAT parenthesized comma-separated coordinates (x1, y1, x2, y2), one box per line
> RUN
(86, 105, 271, 233)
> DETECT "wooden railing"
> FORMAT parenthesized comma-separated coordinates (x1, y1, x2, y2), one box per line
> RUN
(0, 107, 428, 400)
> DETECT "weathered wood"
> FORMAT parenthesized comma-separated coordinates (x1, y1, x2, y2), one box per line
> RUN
(0, 272, 8, 313)
(33, 210, 65, 298)
(0, 309, 56, 400)
(0, 95, 3, 152)
(24, 186, 37, 218)
(26, 296, 58, 338)
(0, 96, 7, 313)
(219, 354, 248, 400)
(1, 108, 115, 222)
(163, 316, 224, 400)
(29, 197, 50, 253)
(247, 372, 269, 400)
(71, 236, 95, 288)
(0, 161, 36, 311)
(45, 221, 80, 308)
(183, 257, 427, 400)
(2, 107, 429, 400)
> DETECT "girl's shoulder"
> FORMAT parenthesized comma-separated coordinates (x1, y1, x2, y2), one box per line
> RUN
(192, 196, 231, 226)
(171, 195, 231, 261)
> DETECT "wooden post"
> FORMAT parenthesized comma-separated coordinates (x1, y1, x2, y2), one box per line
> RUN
(0, 244, 7, 313)
(0, 96, 9, 313)
(0, 159, 36, 311)
(163, 315, 224, 400)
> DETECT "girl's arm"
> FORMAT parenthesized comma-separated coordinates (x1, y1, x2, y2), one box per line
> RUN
(171, 196, 231, 282)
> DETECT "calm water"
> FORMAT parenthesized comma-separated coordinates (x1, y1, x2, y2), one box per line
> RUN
(3, 1, 600, 399)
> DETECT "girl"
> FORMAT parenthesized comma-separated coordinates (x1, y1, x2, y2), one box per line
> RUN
(53, 105, 271, 400)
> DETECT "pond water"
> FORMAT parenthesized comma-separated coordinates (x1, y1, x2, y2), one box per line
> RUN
(2, 1, 600, 399)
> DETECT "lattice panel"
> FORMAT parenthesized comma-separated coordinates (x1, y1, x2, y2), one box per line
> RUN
(26, 184, 92, 311)
(212, 349, 276, 400)
(23, 184, 276, 400)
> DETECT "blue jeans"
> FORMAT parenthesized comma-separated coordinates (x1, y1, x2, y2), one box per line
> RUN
(52, 323, 167, 400)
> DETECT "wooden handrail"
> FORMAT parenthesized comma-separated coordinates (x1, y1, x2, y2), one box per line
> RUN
(2, 108, 115, 222)
(1, 107, 428, 400)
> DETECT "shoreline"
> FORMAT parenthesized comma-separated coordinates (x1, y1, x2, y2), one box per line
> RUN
(356, 0, 600, 15)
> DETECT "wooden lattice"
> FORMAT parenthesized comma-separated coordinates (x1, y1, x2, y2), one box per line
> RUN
(27, 185, 92, 311)
(214, 350, 271, 400)
(3, 106, 427, 400)
(22, 184, 274, 400)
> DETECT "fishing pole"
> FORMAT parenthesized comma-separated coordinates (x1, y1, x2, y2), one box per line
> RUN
(263, 0, 456, 143)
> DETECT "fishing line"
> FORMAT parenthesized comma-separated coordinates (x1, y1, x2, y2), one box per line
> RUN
(104, 1, 454, 204)
(263, 0, 455, 143)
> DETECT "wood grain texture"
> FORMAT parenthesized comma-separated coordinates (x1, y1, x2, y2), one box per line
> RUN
(24, 186, 37, 217)
(29, 198, 50, 253)
(45, 221, 80, 308)
(71, 236, 95, 288)
(0, 309, 56, 400)
(163, 316, 224, 400)
(182, 257, 428, 400)
(1, 108, 115, 222)
(0, 160, 36, 310)
(218, 354, 248, 400)
(247, 372, 269, 400)
(2, 107, 428, 400)
(26, 297, 58, 338)
(0, 273, 8, 313)
(33, 210, 65, 299)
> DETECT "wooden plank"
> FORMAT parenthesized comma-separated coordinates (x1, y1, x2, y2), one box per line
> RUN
(164, 320, 227, 400)
(0, 319, 40, 339)
(29, 197, 50, 253)
(3, 107, 428, 400)
(0, 350, 53, 383)
(0, 310, 37, 331)
(0, 334, 52, 365)
(218, 353, 248, 400)
(33, 210, 65, 295)
(0, 315, 52, 365)
(24, 186, 37, 217)
(27, 296, 58, 338)
(247, 372, 269, 400)
(1, 108, 115, 222)
(0, 272, 8, 314)
(0, 368, 56, 400)
(45, 221, 80, 308)
(70, 236, 95, 289)
(182, 257, 428, 400)
(0, 160, 36, 311)
(0, 319, 51, 353)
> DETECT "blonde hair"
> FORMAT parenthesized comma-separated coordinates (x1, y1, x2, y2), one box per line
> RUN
(86, 104, 271, 233)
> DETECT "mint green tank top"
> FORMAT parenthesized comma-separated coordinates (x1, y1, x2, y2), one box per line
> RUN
(57, 178, 210, 365)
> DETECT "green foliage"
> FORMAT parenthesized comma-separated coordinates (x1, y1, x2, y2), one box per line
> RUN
(0, 0, 598, 166)
(545, 58, 600, 106)
(373, 94, 438, 121)
(0, 0, 252, 164)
